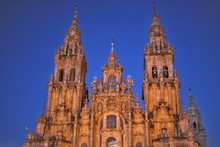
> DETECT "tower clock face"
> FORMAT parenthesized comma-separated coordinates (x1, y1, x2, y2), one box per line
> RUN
(106, 137, 117, 147)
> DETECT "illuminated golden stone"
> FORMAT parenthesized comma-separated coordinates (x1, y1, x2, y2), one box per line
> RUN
(23, 7, 207, 147)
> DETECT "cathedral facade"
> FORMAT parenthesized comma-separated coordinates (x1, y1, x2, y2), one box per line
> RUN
(23, 8, 207, 147)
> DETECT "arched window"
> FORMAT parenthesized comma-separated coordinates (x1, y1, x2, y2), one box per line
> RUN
(58, 69, 64, 82)
(81, 143, 87, 147)
(107, 115, 117, 129)
(193, 122, 197, 130)
(69, 68, 75, 81)
(163, 66, 169, 78)
(106, 137, 117, 147)
(136, 142, 142, 147)
(152, 67, 158, 78)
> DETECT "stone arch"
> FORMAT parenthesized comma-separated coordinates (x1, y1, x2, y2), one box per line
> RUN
(163, 66, 169, 78)
(58, 69, 64, 82)
(106, 137, 117, 147)
(152, 66, 158, 78)
(193, 122, 197, 130)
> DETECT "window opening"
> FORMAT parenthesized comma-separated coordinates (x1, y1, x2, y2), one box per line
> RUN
(107, 115, 117, 129)
(152, 67, 158, 78)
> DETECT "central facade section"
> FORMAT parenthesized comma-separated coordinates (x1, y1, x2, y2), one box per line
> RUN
(88, 43, 145, 147)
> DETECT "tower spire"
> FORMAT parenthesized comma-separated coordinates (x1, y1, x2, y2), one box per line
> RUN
(187, 88, 196, 108)
(59, 5, 82, 56)
(144, 2, 173, 55)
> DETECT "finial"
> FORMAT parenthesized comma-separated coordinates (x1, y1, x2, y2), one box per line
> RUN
(72, 5, 79, 25)
(153, 0, 157, 16)
(188, 88, 194, 105)
(42, 106, 45, 116)
(84, 95, 88, 107)
(188, 88, 193, 97)
(136, 94, 140, 106)
(152, 0, 159, 22)
(25, 126, 29, 132)
(136, 94, 139, 100)
(93, 76, 97, 80)
(111, 41, 115, 53)
(74, 5, 79, 18)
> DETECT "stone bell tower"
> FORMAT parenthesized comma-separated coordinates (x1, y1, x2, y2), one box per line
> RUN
(142, 8, 197, 147)
(23, 9, 87, 147)
(47, 9, 87, 117)
(186, 89, 207, 147)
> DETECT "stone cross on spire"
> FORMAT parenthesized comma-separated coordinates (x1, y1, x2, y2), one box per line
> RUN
(74, 5, 79, 18)
(153, 0, 157, 16)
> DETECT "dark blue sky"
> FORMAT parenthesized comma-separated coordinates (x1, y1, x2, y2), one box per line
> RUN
(0, 0, 219, 146)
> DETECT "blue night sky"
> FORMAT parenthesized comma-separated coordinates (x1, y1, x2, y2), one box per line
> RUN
(0, 0, 220, 146)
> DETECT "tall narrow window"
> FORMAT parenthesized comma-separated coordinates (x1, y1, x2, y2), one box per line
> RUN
(136, 142, 142, 147)
(58, 69, 64, 82)
(81, 143, 87, 147)
(100, 119, 103, 130)
(107, 115, 117, 129)
(70, 68, 75, 81)
(152, 67, 158, 78)
(193, 122, 197, 130)
(120, 118, 124, 129)
(163, 66, 169, 78)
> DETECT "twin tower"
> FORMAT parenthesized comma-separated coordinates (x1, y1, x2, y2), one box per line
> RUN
(23, 8, 207, 147)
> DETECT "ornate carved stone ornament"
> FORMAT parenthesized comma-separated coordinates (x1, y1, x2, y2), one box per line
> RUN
(107, 97, 117, 111)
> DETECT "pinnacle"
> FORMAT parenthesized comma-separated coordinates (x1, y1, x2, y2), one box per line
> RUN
(135, 94, 141, 107)
(111, 42, 115, 53)
(108, 42, 117, 67)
